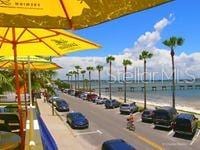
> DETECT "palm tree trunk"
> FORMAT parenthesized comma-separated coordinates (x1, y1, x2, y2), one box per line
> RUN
(124, 66, 127, 103)
(82, 74, 85, 91)
(98, 70, 101, 98)
(77, 73, 79, 90)
(75, 74, 77, 91)
(144, 60, 147, 109)
(109, 62, 112, 100)
(70, 76, 72, 89)
(89, 71, 91, 94)
(171, 50, 175, 108)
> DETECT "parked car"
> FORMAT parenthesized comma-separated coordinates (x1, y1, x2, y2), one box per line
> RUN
(54, 99, 69, 112)
(153, 106, 178, 129)
(120, 102, 138, 114)
(141, 109, 155, 122)
(87, 94, 98, 102)
(172, 113, 198, 136)
(66, 112, 89, 129)
(75, 91, 84, 97)
(80, 93, 88, 100)
(63, 89, 68, 94)
(105, 99, 120, 109)
(95, 97, 107, 105)
(102, 139, 135, 150)
(47, 96, 59, 103)
(67, 89, 75, 96)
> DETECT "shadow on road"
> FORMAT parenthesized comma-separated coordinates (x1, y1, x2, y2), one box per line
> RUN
(173, 133, 194, 141)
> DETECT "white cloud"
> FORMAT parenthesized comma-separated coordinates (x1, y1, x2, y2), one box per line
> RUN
(53, 15, 200, 81)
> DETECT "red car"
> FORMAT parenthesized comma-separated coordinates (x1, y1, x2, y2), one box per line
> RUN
(87, 94, 98, 102)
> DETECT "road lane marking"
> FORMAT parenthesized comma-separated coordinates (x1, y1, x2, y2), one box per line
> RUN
(167, 130, 174, 136)
(75, 130, 103, 136)
(123, 128, 163, 150)
(133, 132, 163, 150)
(190, 129, 200, 145)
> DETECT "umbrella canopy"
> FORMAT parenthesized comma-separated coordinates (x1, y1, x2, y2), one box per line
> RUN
(0, 56, 62, 70)
(0, 28, 100, 56)
(0, 27, 99, 143)
(0, 0, 171, 29)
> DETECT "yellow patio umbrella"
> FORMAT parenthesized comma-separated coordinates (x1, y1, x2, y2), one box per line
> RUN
(0, 27, 100, 144)
(0, 0, 171, 29)
(0, 56, 62, 70)
(0, 56, 62, 117)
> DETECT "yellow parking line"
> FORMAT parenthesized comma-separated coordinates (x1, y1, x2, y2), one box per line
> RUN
(133, 132, 164, 150)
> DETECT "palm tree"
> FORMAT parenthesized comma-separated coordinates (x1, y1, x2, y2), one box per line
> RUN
(96, 65, 103, 98)
(66, 73, 70, 86)
(81, 70, 86, 90)
(86, 66, 94, 94)
(72, 71, 78, 90)
(68, 71, 73, 89)
(75, 65, 82, 90)
(0, 70, 14, 94)
(106, 56, 115, 100)
(122, 59, 132, 103)
(139, 50, 153, 109)
(163, 36, 184, 108)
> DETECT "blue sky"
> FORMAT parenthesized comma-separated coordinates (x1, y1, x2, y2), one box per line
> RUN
(55, 0, 200, 80)
(70, 0, 199, 57)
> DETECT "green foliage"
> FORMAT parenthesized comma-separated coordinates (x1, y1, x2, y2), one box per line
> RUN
(55, 79, 70, 90)
(106, 56, 115, 63)
(139, 50, 153, 60)
(0, 71, 14, 94)
(197, 120, 200, 129)
(96, 65, 103, 71)
(123, 59, 132, 66)
(138, 106, 145, 112)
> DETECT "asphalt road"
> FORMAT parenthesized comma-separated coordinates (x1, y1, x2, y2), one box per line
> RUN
(58, 93, 200, 150)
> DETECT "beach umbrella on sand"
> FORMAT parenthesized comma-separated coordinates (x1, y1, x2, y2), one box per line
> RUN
(0, 27, 100, 146)
(0, 0, 171, 30)
(0, 55, 62, 114)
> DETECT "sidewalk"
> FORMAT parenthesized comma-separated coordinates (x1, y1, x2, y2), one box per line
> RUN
(37, 98, 86, 150)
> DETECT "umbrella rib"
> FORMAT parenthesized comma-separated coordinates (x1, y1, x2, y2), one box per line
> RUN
(16, 28, 27, 42)
(59, 0, 74, 29)
(26, 29, 61, 56)
(47, 29, 101, 48)
(0, 28, 10, 47)
(17, 34, 58, 44)
(0, 61, 10, 68)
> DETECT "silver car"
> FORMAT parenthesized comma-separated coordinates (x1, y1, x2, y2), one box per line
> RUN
(95, 97, 107, 104)
(120, 102, 138, 114)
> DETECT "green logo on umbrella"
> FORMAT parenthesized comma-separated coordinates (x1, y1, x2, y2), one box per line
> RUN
(52, 39, 79, 50)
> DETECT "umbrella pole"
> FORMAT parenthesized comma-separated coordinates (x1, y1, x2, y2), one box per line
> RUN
(12, 27, 24, 149)
(22, 63, 28, 118)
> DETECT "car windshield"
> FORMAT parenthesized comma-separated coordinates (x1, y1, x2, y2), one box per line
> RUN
(143, 111, 150, 115)
(176, 119, 190, 127)
(155, 111, 169, 120)
(121, 104, 130, 107)
(57, 101, 67, 105)
(72, 113, 84, 119)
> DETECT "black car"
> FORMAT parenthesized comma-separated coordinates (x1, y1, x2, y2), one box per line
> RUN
(105, 99, 121, 109)
(141, 109, 155, 122)
(153, 106, 177, 129)
(66, 112, 89, 129)
(173, 113, 198, 136)
(102, 139, 135, 150)
(54, 99, 69, 112)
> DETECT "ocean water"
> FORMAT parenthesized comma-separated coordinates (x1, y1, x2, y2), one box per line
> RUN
(70, 80, 200, 110)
